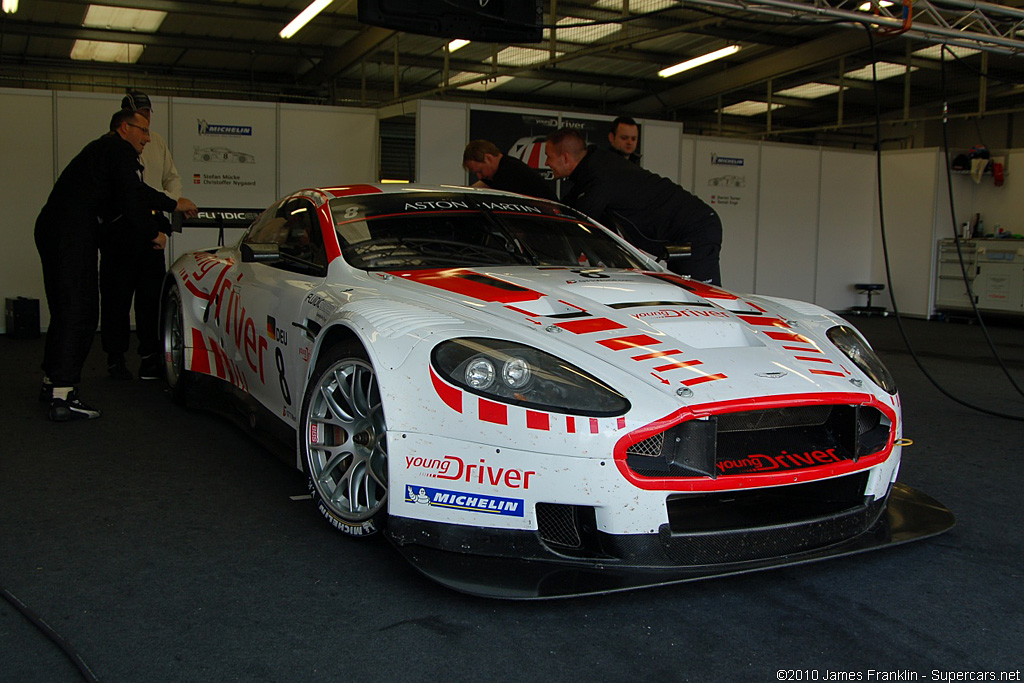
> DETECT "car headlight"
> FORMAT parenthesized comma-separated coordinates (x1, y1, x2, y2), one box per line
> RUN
(826, 325, 898, 395)
(432, 338, 630, 416)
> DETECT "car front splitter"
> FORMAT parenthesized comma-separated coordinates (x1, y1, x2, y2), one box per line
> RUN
(389, 483, 955, 600)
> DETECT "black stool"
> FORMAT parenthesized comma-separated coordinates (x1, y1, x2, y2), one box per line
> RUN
(851, 283, 888, 316)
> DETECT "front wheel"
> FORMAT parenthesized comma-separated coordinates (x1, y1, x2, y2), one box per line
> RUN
(301, 345, 389, 538)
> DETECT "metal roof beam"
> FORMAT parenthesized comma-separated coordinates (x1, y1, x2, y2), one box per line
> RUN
(676, 0, 1024, 54)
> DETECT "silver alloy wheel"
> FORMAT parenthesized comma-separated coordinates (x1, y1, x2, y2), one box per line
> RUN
(162, 286, 186, 389)
(305, 357, 388, 525)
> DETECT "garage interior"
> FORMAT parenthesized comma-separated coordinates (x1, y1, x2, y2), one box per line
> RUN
(2, 0, 1023, 680)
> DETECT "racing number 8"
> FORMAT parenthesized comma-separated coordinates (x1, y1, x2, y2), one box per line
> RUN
(276, 347, 292, 405)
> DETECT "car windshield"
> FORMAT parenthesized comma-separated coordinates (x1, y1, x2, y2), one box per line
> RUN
(330, 193, 646, 271)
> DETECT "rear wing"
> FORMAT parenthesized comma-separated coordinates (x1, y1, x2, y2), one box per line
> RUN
(173, 208, 264, 246)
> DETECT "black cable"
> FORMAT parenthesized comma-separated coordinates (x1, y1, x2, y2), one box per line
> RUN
(864, 25, 1024, 421)
(0, 583, 102, 682)
(936, 44, 1024, 399)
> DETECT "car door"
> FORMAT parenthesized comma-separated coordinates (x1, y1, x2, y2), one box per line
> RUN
(214, 196, 328, 425)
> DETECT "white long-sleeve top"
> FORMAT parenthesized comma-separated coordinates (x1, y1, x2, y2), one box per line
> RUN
(141, 131, 182, 200)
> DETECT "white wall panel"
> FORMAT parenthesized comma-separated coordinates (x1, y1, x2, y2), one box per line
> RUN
(170, 99, 277, 255)
(639, 120, 682, 183)
(55, 92, 127, 171)
(876, 148, 942, 317)
(678, 135, 696, 192)
(755, 144, 820, 301)
(416, 100, 468, 185)
(816, 150, 878, 312)
(1, 89, 54, 333)
(693, 138, 760, 293)
(278, 103, 377, 192)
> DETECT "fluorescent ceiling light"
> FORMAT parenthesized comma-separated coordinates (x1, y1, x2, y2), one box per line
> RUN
(913, 44, 980, 60)
(448, 39, 470, 52)
(495, 46, 562, 67)
(659, 45, 740, 78)
(720, 100, 784, 116)
(83, 5, 166, 31)
(775, 82, 846, 99)
(843, 61, 918, 80)
(544, 16, 620, 43)
(857, 0, 893, 10)
(73, 5, 165, 63)
(593, 0, 677, 11)
(71, 40, 144, 63)
(280, 0, 333, 39)
(3, 0, 18, 14)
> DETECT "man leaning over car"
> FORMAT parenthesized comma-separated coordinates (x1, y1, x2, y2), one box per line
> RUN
(545, 127, 722, 286)
(34, 108, 198, 422)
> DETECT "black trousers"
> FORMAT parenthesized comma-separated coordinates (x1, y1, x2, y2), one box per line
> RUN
(35, 216, 100, 387)
(100, 237, 166, 360)
(665, 210, 723, 286)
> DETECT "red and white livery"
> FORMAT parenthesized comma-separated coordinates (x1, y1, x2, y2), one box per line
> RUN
(162, 184, 954, 598)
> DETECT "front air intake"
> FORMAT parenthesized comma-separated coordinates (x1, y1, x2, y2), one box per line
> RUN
(626, 404, 890, 479)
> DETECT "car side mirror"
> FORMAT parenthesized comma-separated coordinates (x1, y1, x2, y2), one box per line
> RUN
(241, 242, 282, 263)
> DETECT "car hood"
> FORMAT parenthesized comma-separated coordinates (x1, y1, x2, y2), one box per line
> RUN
(380, 266, 869, 403)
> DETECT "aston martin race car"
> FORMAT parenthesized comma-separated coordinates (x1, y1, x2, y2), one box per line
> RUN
(162, 184, 954, 598)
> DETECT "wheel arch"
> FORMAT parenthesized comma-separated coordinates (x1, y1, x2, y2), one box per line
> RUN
(309, 322, 368, 379)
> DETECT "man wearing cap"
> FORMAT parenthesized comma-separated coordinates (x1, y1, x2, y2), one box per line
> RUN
(100, 89, 184, 382)
(35, 109, 199, 421)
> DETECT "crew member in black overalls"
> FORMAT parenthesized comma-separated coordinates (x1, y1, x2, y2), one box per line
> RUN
(35, 109, 198, 421)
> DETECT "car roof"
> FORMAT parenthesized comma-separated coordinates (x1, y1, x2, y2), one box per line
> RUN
(290, 183, 562, 204)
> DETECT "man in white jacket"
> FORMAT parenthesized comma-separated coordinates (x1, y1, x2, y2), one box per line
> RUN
(100, 89, 184, 381)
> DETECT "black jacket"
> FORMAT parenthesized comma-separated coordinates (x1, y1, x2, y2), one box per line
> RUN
(562, 145, 718, 248)
(37, 133, 177, 242)
(487, 154, 557, 201)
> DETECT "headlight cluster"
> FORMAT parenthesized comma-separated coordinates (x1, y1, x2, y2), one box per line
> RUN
(432, 338, 630, 416)
(827, 325, 898, 395)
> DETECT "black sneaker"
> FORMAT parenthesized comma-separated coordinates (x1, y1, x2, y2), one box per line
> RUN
(139, 354, 162, 381)
(39, 382, 53, 402)
(107, 353, 132, 380)
(49, 389, 102, 422)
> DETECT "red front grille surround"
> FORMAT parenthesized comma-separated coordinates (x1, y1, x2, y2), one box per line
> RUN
(614, 392, 898, 492)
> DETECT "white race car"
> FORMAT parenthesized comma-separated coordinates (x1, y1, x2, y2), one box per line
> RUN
(163, 184, 954, 598)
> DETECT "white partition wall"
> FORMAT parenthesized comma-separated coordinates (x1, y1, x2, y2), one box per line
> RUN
(1, 89, 55, 332)
(640, 121, 683, 183)
(279, 103, 377, 194)
(755, 143, 821, 301)
(416, 100, 468, 185)
(817, 149, 878, 312)
(170, 98, 278, 255)
(678, 135, 696, 191)
(692, 137, 761, 293)
(876, 148, 944, 317)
